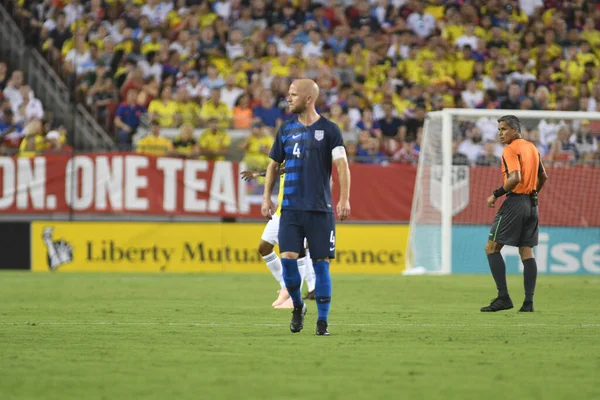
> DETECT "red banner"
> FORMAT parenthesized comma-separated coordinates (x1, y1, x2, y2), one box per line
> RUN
(0, 154, 414, 220)
(0, 154, 598, 226)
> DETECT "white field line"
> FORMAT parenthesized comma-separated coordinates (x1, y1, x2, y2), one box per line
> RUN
(0, 322, 598, 328)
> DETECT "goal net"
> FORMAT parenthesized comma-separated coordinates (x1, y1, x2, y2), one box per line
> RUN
(406, 109, 600, 275)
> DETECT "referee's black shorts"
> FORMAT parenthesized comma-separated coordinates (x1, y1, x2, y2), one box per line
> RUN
(489, 193, 539, 247)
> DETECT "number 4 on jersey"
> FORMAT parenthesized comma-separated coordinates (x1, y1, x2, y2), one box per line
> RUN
(293, 143, 301, 158)
(329, 231, 335, 251)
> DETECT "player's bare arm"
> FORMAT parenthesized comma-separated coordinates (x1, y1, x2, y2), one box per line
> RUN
(536, 161, 548, 193)
(261, 160, 280, 219)
(240, 165, 286, 182)
(334, 156, 351, 220)
(487, 170, 521, 208)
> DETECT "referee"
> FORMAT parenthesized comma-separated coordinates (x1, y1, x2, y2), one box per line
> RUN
(481, 115, 548, 313)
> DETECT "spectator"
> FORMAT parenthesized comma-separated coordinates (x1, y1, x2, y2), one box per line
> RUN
(3, 71, 25, 107)
(12, 85, 44, 124)
(18, 120, 45, 158)
(0, 109, 23, 143)
(458, 127, 484, 164)
(452, 141, 470, 166)
(89, 76, 118, 125)
(233, 94, 253, 130)
(45, 130, 71, 154)
(406, 3, 436, 39)
(327, 26, 348, 54)
(357, 135, 386, 165)
(148, 86, 179, 128)
(173, 123, 198, 158)
(220, 74, 244, 111)
(548, 126, 579, 165)
(356, 108, 382, 138)
(240, 121, 273, 170)
(252, 90, 282, 128)
(378, 101, 403, 147)
(136, 119, 173, 156)
(500, 83, 522, 110)
(570, 120, 598, 165)
(329, 103, 351, 133)
(232, 7, 259, 37)
(475, 141, 502, 166)
(46, 12, 71, 60)
(507, 60, 537, 89)
(63, 0, 83, 27)
(533, 86, 552, 111)
(461, 79, 484, 109)
(346, 141, 358, 163)
(114, 90, 146, 147)
(402, 103, 426, 142)
(392, 139, 420, 165)
(201, 64, 225, 93)
(185, 71, 205, 101)
(18, 134, 40, 158)
(200, 88, 232, 129)
(455, 23, 479, 50)
(198, 118, 231, 161)
(138, 51, 163, 84)
(176, 89, 200, 127)
(303, 30, 324, 58)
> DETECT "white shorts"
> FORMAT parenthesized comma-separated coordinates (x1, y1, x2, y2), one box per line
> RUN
(260, 214, 308, 248)
(261, 214, 280, 245)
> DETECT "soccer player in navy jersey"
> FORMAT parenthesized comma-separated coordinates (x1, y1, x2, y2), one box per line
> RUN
(262, 79, 351, 336)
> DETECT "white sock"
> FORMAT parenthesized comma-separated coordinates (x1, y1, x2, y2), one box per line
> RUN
(297, 257, 307, 291)
(305, 249, 316, 292)
(263, 252, 285, 289)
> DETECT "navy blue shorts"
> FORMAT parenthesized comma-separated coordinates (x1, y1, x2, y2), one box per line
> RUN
(279, 210, 336, 260)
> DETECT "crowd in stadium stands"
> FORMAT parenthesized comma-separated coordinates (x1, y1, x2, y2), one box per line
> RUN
(2, 0, 600, 167)
(0, 64, 72, 156)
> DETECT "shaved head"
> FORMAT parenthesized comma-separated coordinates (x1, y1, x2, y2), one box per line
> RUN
(287, 79, 319, 114)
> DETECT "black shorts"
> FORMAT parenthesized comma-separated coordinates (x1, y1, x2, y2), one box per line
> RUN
(489, 193, 539, 247)
(279, 210, 336, 260)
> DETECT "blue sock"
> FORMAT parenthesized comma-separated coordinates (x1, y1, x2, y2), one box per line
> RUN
(281, 258, 303, 308)
(313, 260, 332, 322)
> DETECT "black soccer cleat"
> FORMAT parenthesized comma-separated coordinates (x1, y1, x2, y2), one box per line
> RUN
(316, 320, 330, 336)
(518, 301, 534, 312)
(290, 302, 307, 333)
(303, 290, 315, 300)
(480, 296, 514, 312)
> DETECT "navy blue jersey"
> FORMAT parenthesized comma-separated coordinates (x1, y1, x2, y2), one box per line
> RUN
(269, 116, 344, 213)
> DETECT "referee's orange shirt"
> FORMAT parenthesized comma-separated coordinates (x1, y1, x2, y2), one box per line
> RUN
(501, 138, 545, 194)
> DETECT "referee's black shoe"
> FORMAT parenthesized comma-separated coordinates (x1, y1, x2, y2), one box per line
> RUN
(480, 296, 514, 312)
(316, 320, 330, 336)
(290, 302, 307, 333)
(518, 301, 534, 312)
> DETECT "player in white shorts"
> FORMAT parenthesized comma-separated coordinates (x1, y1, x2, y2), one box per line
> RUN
(241, 166, 316, 308)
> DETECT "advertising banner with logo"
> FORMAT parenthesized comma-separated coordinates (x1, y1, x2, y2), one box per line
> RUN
(452, 226, 600, 275)
(1, 154, 599, 225)
(31, 222, 409, 274)
(0, 154, 415, 221)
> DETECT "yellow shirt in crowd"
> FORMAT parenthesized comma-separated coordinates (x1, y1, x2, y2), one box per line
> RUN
(198, 129, 231, 161)
(148, 100, 179, 127)
(136, 135, 173, 156)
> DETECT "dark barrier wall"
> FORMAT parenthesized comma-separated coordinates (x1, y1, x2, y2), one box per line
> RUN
(0, 222, 31, 270)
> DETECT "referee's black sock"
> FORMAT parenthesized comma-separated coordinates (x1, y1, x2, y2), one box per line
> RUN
(487, 252, 509, 298)
(522, 258, 537, 302)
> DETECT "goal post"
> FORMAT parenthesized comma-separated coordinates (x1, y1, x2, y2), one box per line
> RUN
(406, 108, 600, 275)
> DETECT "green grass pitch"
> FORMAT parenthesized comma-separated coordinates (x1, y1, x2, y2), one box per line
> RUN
(0, 272, 598, 400)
